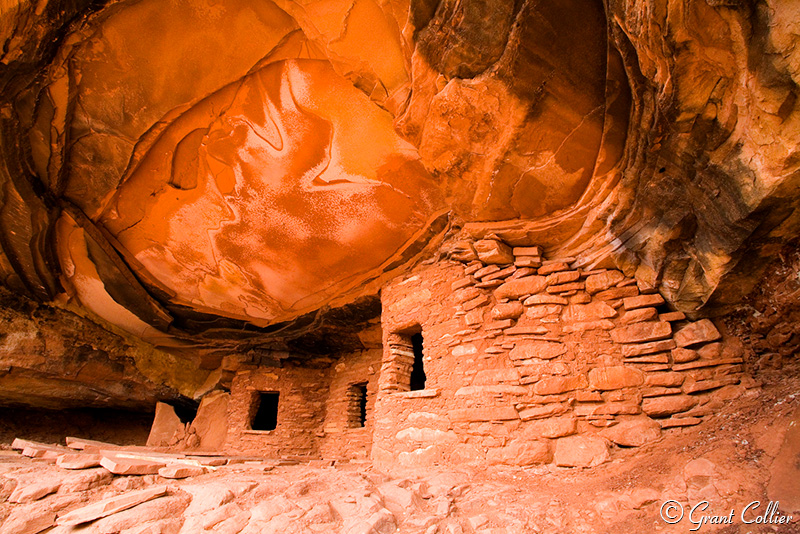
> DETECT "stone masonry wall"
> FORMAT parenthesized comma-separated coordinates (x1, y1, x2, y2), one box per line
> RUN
(225, 364, 330, 458)
(372, 237, 753, 470)
(318, 348, 382, 459)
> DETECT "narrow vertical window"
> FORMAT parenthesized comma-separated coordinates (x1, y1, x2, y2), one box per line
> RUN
(409, 332, 426, 390)
(385, 325, 428, 393)
(348, 382, 369, 428)
(251, 392, 279, 431)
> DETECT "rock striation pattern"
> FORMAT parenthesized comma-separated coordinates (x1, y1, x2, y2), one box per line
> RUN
(0, 0, 798, 354)
(0, 288, 198, 409)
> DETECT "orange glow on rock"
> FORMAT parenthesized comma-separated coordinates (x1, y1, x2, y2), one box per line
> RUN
(101, 60, 444, 325)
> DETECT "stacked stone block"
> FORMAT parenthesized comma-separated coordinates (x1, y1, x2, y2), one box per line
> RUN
(379, 334, 418, 393)
(373, 236, 752, 470)
(225, 365, 330, 457)
(318, 349, 382, 460)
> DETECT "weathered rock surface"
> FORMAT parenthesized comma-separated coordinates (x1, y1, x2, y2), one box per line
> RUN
(146, 403, 184, 448)
(600, 418, 662, 447)
(188, 391, 229, 451)
(0, 0, 797, 391)
(0, 289, 201, 409)
(554, 435, 610, 468)
(56, 485, 168, 526)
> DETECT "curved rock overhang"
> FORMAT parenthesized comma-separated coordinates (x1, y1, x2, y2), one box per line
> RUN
(0, 0, 798, 403)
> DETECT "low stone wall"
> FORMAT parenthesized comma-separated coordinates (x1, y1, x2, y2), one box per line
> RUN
(225, 365, 330, 457)
(372, 238, 752, 470)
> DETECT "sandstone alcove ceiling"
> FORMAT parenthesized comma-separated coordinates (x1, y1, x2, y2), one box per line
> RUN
(1, 2, 800, 533)
(1, 0, 621, 347)
(0, 0, 799, 407)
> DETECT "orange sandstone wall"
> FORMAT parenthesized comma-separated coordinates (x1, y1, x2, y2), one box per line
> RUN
(318, 349, 382, 460)
(224, 349, 382, 460)
(372, 237, 754, 470)
(225, 365, 330, 457)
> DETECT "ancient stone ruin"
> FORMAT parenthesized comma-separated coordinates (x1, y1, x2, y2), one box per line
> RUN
(0, 0, 799, 532)
(209, 239, 752, 471)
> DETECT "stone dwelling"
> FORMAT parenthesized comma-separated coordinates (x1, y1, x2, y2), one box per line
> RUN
(218, 235, 749, 470)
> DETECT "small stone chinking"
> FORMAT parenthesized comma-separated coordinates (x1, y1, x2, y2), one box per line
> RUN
(373, 235, 756, 469)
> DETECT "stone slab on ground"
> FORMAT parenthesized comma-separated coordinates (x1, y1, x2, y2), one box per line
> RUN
(12, 439, 71, 460)
(100, 455, 167, 475)
(99, 450, 186, 460)
(68, 436, 177, 456)
(9, 479, 61, 503)
(20, 447, 65, 460)
(57, 453, 102, 470)
(56, 485, 168, 526)
(188, 456, 227, 466)
(158, 465, 205, 479)
(11, 438, 49, 451)
(66, 436, 122, 450)
(0, 504, 56, 534)
(188, 391, 229, 451)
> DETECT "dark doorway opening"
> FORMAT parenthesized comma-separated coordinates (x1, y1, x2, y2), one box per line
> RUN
(169, 402, 197, 424)
(409, 332, 426, 390)
(251, 392, 279, 431)
(349, 383, 369, 428)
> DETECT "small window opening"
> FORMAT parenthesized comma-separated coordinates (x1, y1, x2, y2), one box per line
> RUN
(348, 383, 369, 428)
(409, 332, 426, 391)
(251, 392, 279, 431)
